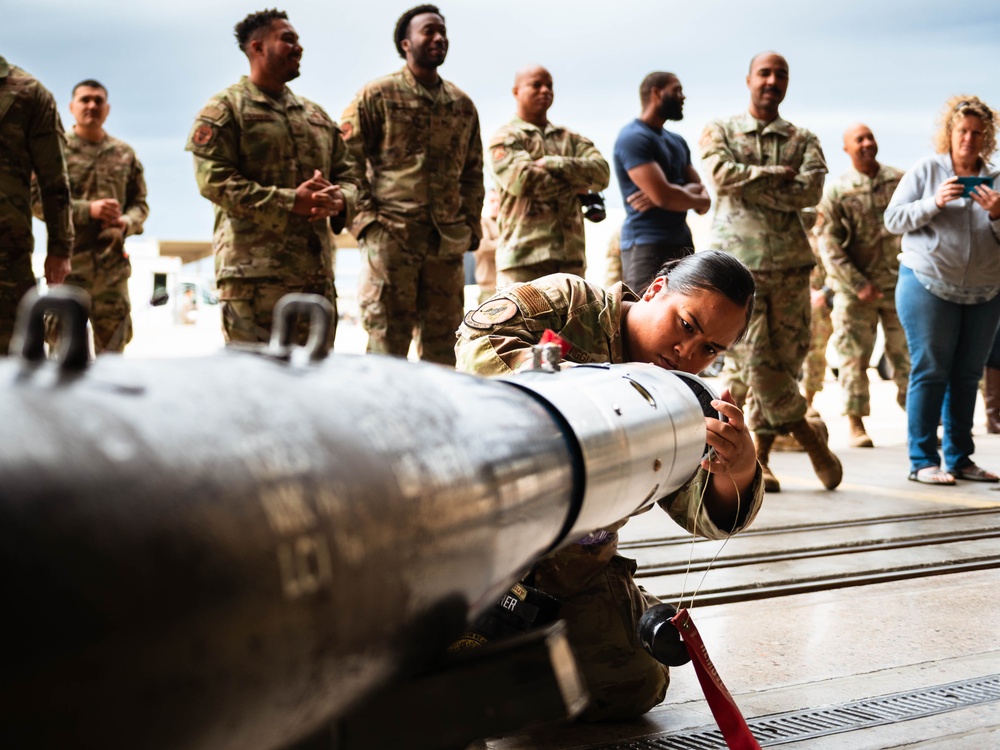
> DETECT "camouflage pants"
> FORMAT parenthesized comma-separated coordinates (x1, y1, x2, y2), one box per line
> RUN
(495, 259, 586, 289)
(532, 546, 669, 721)
(54, 238, 132, 353)
(832, 289, 910, 416)
(218, 276, 337, 349)
(802, 299, 833, 396)
(0, 251, 36, 356)
(725, 268, 811, 434)
(358, 222, 464, 365)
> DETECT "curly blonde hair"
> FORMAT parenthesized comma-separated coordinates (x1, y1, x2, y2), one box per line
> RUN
(934, 95, 998, 159)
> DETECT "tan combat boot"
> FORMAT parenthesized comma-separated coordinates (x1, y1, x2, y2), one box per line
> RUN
(789, 418, 844, 489)
(848, 415, 874, 448)
(808, 413, 830, 444)
(754, 432, 781, 492)
(772, 432, 803, 452)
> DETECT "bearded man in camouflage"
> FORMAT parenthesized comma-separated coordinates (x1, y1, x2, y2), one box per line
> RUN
(32, 80, 148, 353)
(489, 64, 609, 286)
(0, 56, 73, 354)
(341, 4, 484, 365)
(700, 51, 840, 493)
(186, 9, 357, 347)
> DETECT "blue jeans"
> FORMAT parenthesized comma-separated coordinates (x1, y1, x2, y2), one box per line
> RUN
(896, 265, 1000, 473)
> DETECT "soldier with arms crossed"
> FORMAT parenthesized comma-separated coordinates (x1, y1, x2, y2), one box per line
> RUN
(489, 64, 609, 286)
(614, 71, 710, 295)
(700, 51, 839, 493)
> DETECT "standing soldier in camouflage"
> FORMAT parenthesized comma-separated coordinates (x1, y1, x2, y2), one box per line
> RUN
(802, 207, 834, 414)
(341, 4, 484, 365)
(33, 80, 148, 353)
(820, 123, 909, 447)
(0, 56, 73, 354)
(489, 64, 609, 286)
(774, 208, 834, 453)
(186, 9, 357, 347)
(700, 51, 840, 492)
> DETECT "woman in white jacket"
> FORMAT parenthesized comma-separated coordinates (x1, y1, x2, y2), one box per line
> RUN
(885, 95, 1000, 485)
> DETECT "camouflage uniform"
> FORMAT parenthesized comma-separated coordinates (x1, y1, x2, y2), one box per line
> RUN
(700, 112, 827, 433)
(489, 117, 609, 285)
(186, 76, 358, 347)
(341, 67, 484, 364)
(605, 225, 622, 288)
(820, 165, 910, 416)
(475, 213, 499, 304)
(32, 132, 148, 352)
(457, 274, 763, 720)
(803, 219, 833, 397)
(0, 57, 73, 354)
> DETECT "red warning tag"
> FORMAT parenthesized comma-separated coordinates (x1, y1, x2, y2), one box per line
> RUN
(672, 608, 761, 750)
(540, 329, 572, 358)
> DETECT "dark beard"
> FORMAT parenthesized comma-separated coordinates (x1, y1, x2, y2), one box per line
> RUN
(413, 46, 446, 70)
(657, 98, 683, 122)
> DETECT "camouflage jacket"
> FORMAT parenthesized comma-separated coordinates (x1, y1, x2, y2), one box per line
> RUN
(340, 66, 484, 255)
(809, 222, 826, 291)
(186, 77, 358, 282)
(800, 208, 826, 290)
(475, 214, 499, 288)
(489, 117, 609, 271)
(0, 57, 73, 257)
(700, 111, 827, 270)
(819, 164, 904, 293)
(32, 131, 148, 255)
(456, 273, 763, 570)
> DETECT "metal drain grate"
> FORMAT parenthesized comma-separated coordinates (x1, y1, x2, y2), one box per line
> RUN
(586, 673, 1000, 749)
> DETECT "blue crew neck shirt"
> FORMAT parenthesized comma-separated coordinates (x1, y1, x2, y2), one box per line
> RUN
(614, 119, 694, 249)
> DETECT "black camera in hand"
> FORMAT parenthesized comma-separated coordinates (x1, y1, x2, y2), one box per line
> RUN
(578, 191, 606, 223)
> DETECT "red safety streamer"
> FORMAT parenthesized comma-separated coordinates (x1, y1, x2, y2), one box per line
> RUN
(539, 328, 573, 358)
(672, 608, 761, 750)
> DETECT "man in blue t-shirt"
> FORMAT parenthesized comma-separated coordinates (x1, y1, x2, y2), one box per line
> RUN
(613, 72, 710, 294)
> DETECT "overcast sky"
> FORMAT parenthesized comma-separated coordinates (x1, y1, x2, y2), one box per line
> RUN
(5, 0, 1000, 243)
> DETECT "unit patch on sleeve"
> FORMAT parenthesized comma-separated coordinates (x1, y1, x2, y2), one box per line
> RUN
(464, 298, 518, 329)
(192, 123, 215, 147)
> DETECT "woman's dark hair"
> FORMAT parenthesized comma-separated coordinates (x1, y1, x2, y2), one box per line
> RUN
(653, 250, 756, 341)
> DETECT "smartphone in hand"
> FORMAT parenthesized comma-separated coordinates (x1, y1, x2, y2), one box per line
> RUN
(956, 176, 993, 197)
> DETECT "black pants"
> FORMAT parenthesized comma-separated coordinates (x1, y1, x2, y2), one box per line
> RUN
(622, 243, 694, 295)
